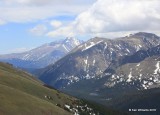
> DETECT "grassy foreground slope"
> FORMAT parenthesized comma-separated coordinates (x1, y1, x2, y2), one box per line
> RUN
(0, 62, 73, 115)
(0, 62, 128, 115)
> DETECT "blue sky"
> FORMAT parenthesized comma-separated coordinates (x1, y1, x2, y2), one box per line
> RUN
(0, 0, 160, 54)
(0, 0, 95, 54)
(0, 22, 52, 53)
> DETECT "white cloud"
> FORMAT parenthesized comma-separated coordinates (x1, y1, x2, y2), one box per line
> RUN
(3, 0, 54, 6)
(0, 19, 6, 25)
(47, 0, 160, 38)
(47, 26, 74, 37)
(0, 7, 55, 23)
(5, 47, 32, 54)
(0, 0, 96, 24)
(2, 0, 96, 6)
(50, 20, 62, 28)
(76, 0, 160, 33)
(29, 24, 47, 36)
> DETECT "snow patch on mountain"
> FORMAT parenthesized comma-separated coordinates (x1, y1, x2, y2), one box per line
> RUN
(63, 44, 70, 52)
(126, 71, 133, 82)
(154, 61, 160, 74)
(22, 54, 30, 60)
(137, 63, 141, 66)
(93, 59, 95, 66)
(82, 40, 103, 51)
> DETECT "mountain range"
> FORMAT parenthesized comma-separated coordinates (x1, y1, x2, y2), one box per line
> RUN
(1, 32, 160, 115)
(37, 32, 160, 89)
(0, 37, 82, 69)
(35, 32, 160, 115)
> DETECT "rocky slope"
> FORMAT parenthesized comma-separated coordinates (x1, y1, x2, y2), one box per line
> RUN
(104, 45, 160, 90)
(38, 32, 160, 88)
(62, 44, 160, 96)
(60, 44, 160, 115)
(0, 37, 82, 69)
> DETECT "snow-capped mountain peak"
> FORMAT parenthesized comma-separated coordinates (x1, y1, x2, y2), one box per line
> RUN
(0, 37, 83, 69)
(63, 37, 82, 46)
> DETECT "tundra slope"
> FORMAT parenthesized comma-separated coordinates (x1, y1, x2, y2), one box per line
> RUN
(0, 62, 125, 115)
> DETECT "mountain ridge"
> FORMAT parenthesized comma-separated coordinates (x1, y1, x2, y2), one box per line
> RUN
(0, 37, 83, 69)
(60, 46, 160, 115)
(37, 32, 160, 89)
